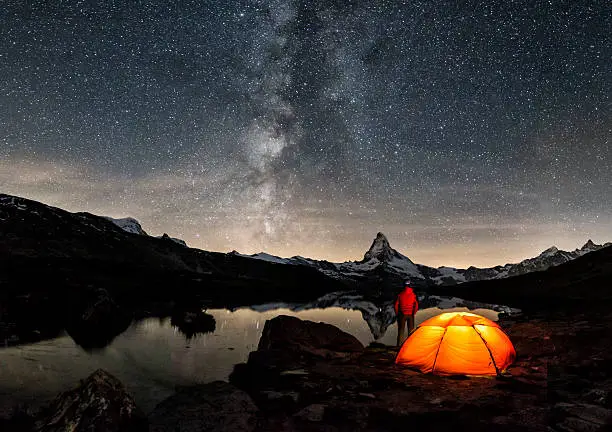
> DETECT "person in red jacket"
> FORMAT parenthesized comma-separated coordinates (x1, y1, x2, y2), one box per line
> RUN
(395, 279, 419, 347)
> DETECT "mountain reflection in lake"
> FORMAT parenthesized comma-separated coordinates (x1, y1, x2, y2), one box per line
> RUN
(0, 306, 499, 414)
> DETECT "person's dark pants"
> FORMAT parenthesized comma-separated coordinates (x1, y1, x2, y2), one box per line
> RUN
(396, 312, 415, 347)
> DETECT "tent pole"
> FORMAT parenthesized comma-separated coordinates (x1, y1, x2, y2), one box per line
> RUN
(431, 327, 448, 374)
(472, 325, 500, 375)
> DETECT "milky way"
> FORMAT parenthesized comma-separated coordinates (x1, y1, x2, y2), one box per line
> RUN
(1, 1, 610, 266)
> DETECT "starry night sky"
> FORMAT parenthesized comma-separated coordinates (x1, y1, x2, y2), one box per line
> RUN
(1, 0, 610, 267)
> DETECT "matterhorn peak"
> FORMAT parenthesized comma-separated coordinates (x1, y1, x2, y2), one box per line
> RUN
(363, 232, 394, 262)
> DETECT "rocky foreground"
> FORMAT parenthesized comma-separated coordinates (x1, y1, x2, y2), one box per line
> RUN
(2, 312, 612, 432)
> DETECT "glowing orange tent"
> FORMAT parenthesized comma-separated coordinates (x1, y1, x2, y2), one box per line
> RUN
(395, 312, 516, 376)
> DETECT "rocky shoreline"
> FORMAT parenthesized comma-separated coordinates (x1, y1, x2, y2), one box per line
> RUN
(2, 310, 611, 431)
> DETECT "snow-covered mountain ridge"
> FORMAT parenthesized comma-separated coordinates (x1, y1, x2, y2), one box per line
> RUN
(235, 232, 611, 287)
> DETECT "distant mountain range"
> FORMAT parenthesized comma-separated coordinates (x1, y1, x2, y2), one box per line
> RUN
(233, 232, 610, 288)
(1, 193, 607, 294)
(96, 201, 611, 290)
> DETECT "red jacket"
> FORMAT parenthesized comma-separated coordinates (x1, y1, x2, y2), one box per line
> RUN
(394, 287, 418, 315)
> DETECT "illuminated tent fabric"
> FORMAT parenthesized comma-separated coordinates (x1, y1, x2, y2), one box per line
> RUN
(395, 312, 516, 376)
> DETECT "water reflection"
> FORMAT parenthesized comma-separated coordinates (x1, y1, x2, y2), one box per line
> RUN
(169, 310, 216, 341)
(0, 306, 500, 414)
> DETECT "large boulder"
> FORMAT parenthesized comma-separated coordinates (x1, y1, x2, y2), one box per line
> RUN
(230, 316, 365, 412)
(34, 369, 147, 432)
(258, 315, 364, 359)
(148, 381, 258, 432)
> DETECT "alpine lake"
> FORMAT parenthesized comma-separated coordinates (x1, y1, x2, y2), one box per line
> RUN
(0, 304, 500, 414)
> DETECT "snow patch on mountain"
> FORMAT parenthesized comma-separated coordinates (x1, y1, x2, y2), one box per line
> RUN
(540, 246, 559, 257)
(431, 267, 466, 285)
(576, 239, 605, 255)
(0, 195, 29, 211)
(241, 252, 293, 265)
(387, 255, 422, 277)
(103, 216, 147, 235)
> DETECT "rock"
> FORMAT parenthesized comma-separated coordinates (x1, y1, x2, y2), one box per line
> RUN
(261, 390, 300, 403)
(258, 315, 364, 359)
(33, 369, 147, 432)
(231, 316, 568, 429)
(228, 312, 612, 431)
(552, 402, 612, 430)
(556, 416, 604, 432)
(231, 316, 364, 415)
(293, 404, 326, 422)
(0, 405, 36, 432)
(148, 381, 258, 432)
(280, 369, 309, 376)
(584, 389, 609, 406)
(158, 233, 187, 247)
